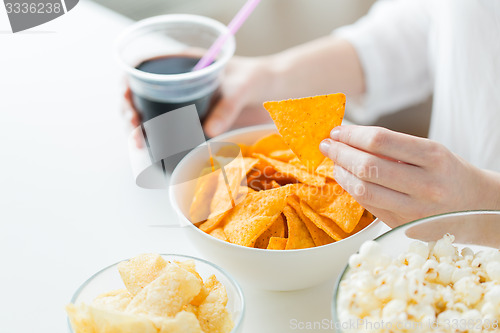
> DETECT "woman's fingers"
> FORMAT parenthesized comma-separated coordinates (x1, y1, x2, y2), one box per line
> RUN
(123, 87, 142, 128)
(204, 98, 244, 138)
(330, 125, 434, 167)
(357, 203, 407, 228)
(320, 138, 427, 195)
(332, 164, 413, 213)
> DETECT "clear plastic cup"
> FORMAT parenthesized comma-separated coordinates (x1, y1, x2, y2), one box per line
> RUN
(116, 14, 236, 123)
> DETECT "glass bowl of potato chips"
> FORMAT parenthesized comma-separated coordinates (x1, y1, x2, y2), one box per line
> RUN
(67, 254, 244, 333)
(333, 210, 500, 333)
(169, 124, 385, 291)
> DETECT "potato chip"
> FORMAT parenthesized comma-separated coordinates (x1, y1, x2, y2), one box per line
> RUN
(254, 214, 286, 249)
(117, 253, 167, 296)
(253, 153, 326, 187)
(267, 237, 288, 250)
(156, 311, 203, 333)
(201, 157, 258, 233)
(269, 149, 297, 161)
(90, 304, 158, 333)
(67, 257, 235, 333)
(251, 133, 289, 156)
(222, 185, 293, 247)
(315, 158, 335, 180)
(197, 275, 234, 333)
(126, 263, 202, 317)
(189, 168, 220, 223)
(263, 93, 345, 170)
(283, 204, 315, 249)
(300, 200, 349, 241)
(66, 303, 96, 333)
(286, 196, 333, 246)
(92, 289, 133, 312)
(173, 260, 209, 307)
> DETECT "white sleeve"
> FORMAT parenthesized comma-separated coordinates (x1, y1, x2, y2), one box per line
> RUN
(335, 0, 433, 124)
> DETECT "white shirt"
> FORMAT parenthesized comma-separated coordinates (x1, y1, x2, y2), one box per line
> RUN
(336, 0, 500, 171)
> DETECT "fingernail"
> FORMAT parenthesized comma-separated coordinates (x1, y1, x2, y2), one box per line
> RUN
(319, 139, 333, 154)
(330, 128, 340, 140)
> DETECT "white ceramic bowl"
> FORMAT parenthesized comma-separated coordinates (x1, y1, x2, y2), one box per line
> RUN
(68, 254, 245, 333)
(169, 124, 385, 291)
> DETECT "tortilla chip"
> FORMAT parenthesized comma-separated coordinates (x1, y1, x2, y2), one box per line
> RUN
(322, 191, 365, 233)
(201, 157, 258, 233)
(267, 237, 288, 250)
(222, 185, 293, 247)
(287, 196, 333, 246)
(253, 153, 326, 187)
(254, 214, 286, 249)
(296, 183, 362, 233)
(300, 200, 349, 241)
(288, 157, 303, 167)
(252, 133, 289, 156)
(189, 168, 220, 223)
(263, 93, 345, 170)
(269, 149, 296, 162)
(315, 158, 335, 180)
(349, 210, 374, 235)
(271, 180, 281, 188)
(209, 227, 228, 242)
(282, 205, 315, 249)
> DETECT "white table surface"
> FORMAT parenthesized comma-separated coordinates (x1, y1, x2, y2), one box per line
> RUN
(0, 2, 389, 332)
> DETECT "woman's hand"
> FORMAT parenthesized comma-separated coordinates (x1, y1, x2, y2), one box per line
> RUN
(203, 56, 275, 137)
(319, 125, 500, 227)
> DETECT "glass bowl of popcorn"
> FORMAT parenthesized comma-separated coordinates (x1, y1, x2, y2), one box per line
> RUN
(333, 210, 500, 333)
(67, 254, 245, 333)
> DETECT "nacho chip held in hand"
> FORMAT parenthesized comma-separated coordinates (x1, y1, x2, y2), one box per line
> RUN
(263, 93, 345, 170)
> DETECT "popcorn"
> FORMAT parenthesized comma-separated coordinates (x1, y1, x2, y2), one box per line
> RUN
(451, 267, 473, 283)
(431, 234, 457, 260)
(486, 261, 500, 281)
(454, 276, 483, 306)
(436, 262, 454, 285)
(337, 235, 500, 332)
(484, 285, 500, 306)
(409, 240, 430, 258)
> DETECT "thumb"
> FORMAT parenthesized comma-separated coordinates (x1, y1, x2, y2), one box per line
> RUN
(204, 98, 244, 138)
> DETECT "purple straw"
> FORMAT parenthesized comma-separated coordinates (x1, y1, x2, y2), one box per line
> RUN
(193, 0, 261, 71)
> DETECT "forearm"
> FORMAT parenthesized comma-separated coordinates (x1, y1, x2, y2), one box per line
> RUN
(262, 36, 365, 100)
